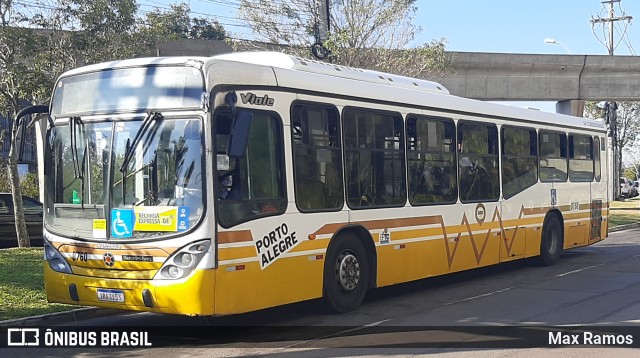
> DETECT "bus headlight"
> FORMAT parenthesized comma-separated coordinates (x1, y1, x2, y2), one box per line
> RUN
(44, 240, 72, 274)
(154, 240, 211, 280)
(175, 252, 193, 267)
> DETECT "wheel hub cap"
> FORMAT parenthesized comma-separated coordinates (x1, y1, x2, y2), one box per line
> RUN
(337, 253, 360, 292)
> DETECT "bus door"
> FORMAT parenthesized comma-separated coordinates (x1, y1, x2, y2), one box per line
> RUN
(499, 201, 526, 262)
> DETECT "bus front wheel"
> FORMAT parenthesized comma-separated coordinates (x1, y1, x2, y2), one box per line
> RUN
(538, 214, 563, 266)
(323, 233, 370, 313)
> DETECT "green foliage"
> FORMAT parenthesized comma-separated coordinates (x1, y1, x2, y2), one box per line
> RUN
(585, 100, 640, 180)
(0, 162, 39, 198)
(20, 172, 39, 199)
(143, 2, 227, 41)
(623, 168, 637, 181)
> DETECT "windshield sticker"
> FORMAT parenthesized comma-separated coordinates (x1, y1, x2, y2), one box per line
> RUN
(255, 223, 299, 270)
(93, 219, 107, 239)
(133, 206, 179, 232)
(111, 209, 134, 238)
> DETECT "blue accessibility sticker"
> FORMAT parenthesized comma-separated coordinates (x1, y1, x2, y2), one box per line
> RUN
(111, 209, 134, 238)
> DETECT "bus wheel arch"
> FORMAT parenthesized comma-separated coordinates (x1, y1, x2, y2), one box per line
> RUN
(538, 210, 564, 266)
(322, 226, 376, 313)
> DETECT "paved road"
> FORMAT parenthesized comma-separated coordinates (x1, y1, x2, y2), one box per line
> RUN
(4, 228, 640, 357)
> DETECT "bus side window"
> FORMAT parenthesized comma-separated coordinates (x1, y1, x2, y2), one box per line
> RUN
(458, 121, 499, 202)
(214, 110, 287, 228)
(406, 115, 457, 205)
(291, 103, 343, 212)
(594, 136, 601, 182)
(501, 126, 538, 198)
(569, 134, 594, 182)
(343, 108, 406, 208)
(539, 131, 568, 182)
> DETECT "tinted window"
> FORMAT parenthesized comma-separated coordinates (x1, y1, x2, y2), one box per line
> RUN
(501, 126, 538, 198)
(458, 121, 499, 202)
(569, 134, 594, 182)
(594, 136, 601, 182)
(215, 111, 286, 227)
(343, 108, 406, 208)
(406, 116, 457, 205)
(539, 131, 568, 182)
(291, 103, 343, 211)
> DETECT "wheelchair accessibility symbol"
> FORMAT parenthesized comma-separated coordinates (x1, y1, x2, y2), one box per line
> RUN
(111, 209, 134, 238)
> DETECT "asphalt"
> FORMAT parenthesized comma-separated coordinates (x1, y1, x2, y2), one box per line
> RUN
(2, 224, 640, 328)
(0, 307, 124, 328)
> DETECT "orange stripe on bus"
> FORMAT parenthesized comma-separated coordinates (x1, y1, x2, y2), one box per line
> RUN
(218, 230, 253, 244)
(311, 216, 443, 236)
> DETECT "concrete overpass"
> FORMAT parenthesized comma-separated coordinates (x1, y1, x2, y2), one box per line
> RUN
(429, 51, 640, 116)
(157, 40, 640, 116)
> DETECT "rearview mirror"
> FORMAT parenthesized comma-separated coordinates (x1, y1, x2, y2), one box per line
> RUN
(15, 105, 49, 162)
(227, 110, 252, 158)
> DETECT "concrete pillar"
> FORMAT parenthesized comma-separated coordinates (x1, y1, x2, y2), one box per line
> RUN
(555, 100, 585, 117)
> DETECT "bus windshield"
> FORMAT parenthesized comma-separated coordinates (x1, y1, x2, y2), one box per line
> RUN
(44, 118, 204, 240)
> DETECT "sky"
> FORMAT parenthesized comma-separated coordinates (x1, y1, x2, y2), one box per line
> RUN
(141, 0, 640, 112)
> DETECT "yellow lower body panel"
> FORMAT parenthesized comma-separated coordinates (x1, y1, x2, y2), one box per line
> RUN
(214, 254, 325, 315)
(45, 265, 216, 316)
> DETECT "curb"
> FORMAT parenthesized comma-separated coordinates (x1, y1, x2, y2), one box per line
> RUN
(609, 222, 640, 233)
(0, 307, 124, 328)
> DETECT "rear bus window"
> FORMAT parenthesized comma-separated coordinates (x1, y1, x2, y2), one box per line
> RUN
(569, 134, 594, 182)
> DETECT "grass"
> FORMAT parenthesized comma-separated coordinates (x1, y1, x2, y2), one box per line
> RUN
(610, 196, 640, 209)
(609, 196, 640, 228)
(0, 248, 75, 321)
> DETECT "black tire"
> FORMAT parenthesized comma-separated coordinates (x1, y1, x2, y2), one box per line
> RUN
(323, 233, 370, 313)
(538, 214, 563, 266)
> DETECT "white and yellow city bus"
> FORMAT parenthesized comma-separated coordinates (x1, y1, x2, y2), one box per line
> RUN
(24, 52, 609, 316)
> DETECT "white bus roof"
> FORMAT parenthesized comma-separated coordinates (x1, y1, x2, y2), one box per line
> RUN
(57, 52, 607, 133)
(212, 51, 450, 95)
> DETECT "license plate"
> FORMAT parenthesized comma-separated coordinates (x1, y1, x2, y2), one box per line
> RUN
(97, 289, 125, 303)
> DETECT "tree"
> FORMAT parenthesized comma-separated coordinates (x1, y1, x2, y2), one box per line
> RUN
(236, 0, 452, 78)
(68, 0, 147, 65)
(623, 143, 640, 181)
(0, 0, 151, 247)
(585, 101, 640, 185)
(143, 2, 227, 41)
(0, 1, 70, 247)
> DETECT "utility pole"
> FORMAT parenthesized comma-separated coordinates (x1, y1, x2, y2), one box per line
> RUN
(311, 0, 331, 60)
(591, 0, 633, 200)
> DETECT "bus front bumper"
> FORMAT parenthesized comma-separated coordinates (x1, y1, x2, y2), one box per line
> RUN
(44, 265, 216, 316)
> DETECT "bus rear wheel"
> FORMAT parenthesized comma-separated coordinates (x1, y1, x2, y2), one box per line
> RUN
(323, 233, 370, 313)
(538, 214, 563, 266)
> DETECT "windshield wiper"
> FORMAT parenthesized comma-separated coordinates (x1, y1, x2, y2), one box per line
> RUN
(119, 112, 163, 205)
(69, 117, 83, 179)
(120, 112, 163, 173)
